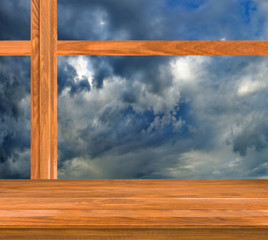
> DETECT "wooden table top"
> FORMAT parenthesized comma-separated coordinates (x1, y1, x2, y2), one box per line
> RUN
(0, 180, 267, 239)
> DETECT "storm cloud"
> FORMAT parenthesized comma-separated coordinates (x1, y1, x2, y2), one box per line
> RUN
(0, 1, 31, 179)
(0, 0, 30, 40)
(55, 0, 268, 179)
(0, 57, 31, 179)
(58, 0, 268, 40)
(1, 0, 268, 179)
(57, 55, 268, 179)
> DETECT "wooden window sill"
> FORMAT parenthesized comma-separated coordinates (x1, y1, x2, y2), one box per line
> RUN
(0, 180, 267, 239)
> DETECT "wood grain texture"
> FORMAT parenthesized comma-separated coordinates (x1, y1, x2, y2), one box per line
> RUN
(35, 0, 57, 179)
(1, 40, 268, 56)
(0, 180, 267, 234)
(49, 0, 57, 180)
(0, 180, 267, 239)
(31, 0, 40, 179)
(0, 228, 267, 240)
(57, 40, 268, 55)
(0, 41, 31, 55)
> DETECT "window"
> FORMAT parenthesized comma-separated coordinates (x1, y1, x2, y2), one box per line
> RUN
(57, 55, 268, 179)
(0, 1, 267, 239)
(0, 56, 31, 178)
(0, 0, 267, 180)
(0, 0, 31, 40)
(58, 0, 267, 41)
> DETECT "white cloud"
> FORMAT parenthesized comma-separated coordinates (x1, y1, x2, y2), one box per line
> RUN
(58, 55, 268, 179)
(68, 56, 93, 85)
(171, 56, 210, 85)
(238, 79, 266, 96)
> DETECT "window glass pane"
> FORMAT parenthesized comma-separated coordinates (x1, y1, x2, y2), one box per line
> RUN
(58, 0, 268, 40)
(0, 57, 31, 179)
(0, 0, 31, 40)
(58, 56, 268, 179)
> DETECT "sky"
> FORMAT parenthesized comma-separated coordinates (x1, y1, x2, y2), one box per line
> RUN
(0, 0, 268, 179)
(0, 0, 31, 178)
(57, 55, 268, 179)
(58, 0, 268, 40)
(0, 56, 31, 179)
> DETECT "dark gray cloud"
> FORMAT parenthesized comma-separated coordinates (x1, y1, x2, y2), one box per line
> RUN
(0, 0, 30, 40)
(57, 55, 268, 179)
(231, 113, 268, 156)
(0, 1, 31, 179)
(1, 0, 268, 179)
(58, 0, 268, 40)
(0, 57, 31, 179)
(58, 57, 91, 96)
(56, 0, 268, 180)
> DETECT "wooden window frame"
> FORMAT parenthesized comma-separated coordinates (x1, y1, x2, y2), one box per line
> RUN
(0, 0, 268, 179)
(0, 1, 267, 239)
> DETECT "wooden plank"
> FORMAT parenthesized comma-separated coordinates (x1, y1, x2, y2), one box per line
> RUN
(0, 41, 31, 55)
(0, 180, 267, 198)
(32, 0, 57, 179)
(1, 198, 267, 210)
(0, 180, 267, 238)
(31, 0, 40, 179)
(0, 228, 267, 240)
(0, 180, 267, 230)
(57, 40, 268, 56)
(0, 210, 267, 226)
(49, 0, 57, 180)
(1, 40, 268, 56)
